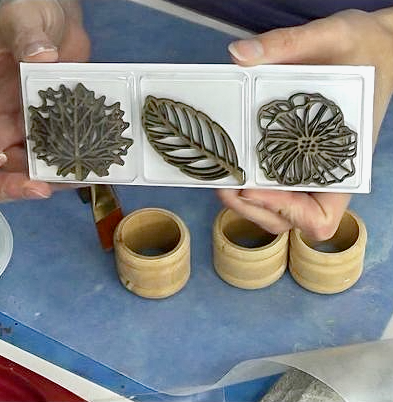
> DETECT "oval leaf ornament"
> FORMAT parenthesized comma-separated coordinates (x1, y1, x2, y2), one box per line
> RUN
(142, 96, 246, 184)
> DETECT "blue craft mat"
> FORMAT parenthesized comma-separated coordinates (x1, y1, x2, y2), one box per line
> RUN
(0, 117, 392, 392)
(1, 0, 393, 393)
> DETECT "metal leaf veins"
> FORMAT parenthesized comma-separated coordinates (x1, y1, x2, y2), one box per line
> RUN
(28, 83, 133, 181)
(142, 96, 246, 184)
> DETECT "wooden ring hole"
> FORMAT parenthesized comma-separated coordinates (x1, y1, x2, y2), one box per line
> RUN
(221, 210, 277, 249)
(300, 212, 359, 253)
(121, 211, 182, 257)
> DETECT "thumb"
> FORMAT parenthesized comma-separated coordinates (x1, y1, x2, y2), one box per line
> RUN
(228, 15, 347, 66)
(0, 0, 64, 61)
(14, 28, 59, 62)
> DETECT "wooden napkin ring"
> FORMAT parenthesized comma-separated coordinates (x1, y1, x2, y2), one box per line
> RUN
(289, 210, 367, 294)
(213, 208, 289, 289)
(114, 208, 190, 299)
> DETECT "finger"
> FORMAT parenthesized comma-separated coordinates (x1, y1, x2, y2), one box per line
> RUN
(216, 189, 292, 234)
(58, 20, 90, 62)
(0, 0, 63, 61)
(0, 145, 27, 172)
(0, 111, 24, 147)
(241, 189, 351, 240)
(228, 14, 351, 65)
(0, 171, 52, 201)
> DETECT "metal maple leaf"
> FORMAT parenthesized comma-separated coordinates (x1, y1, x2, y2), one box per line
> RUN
(28, 83, 133, 181)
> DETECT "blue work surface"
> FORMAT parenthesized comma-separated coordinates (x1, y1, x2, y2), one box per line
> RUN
(1, 0, 393, 399)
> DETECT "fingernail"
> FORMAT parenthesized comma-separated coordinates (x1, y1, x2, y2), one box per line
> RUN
(228, 39, 264, 61)
(23, 187, 51, 200)
(238, 195, 253, 202)
(239, 190, 253, 202)
(22, 43, 57, 58)
(0, 153, 7, 166)
(239, 192, 266, 208)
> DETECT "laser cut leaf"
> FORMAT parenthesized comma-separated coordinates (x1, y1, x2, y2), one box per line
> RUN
(28, 83, 133, 181)
(142, 96, 246, 184)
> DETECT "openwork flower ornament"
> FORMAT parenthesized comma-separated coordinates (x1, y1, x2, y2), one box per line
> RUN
(257, 93, 358, 186)
(29, 83, 133, 181)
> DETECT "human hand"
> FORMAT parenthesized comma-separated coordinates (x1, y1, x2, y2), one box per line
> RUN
(218, 9, 393, 240)
(0, 0, 90, 202)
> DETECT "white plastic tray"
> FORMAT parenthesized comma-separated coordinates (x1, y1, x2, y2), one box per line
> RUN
(20, 63, 374, 193)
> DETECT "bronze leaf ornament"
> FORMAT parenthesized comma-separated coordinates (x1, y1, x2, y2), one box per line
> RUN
(29, 83, 133, 181)
(142, 96, 246, 185)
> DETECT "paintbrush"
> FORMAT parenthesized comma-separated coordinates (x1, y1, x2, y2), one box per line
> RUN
(77, 185, 123, 251)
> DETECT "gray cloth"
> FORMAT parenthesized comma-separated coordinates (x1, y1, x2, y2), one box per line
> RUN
(260, 369, 344, 402)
